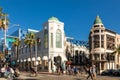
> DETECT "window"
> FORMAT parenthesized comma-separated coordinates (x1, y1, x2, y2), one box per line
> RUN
(33, 45, 35, 51)
(25, 46, 27, 53)
(101, 25, 103, 27)
(94, 30, 99, 33)
(94, 35, 99, 41)
(44, 29, 48, 48)
(51, 33, 53, 48)
(106, 35, 115, 50)
(56, 29, 62, 48)
(22, 47, 23, 54)
(94, 25, 99, 28)
(94, 41, 99, 48)
(94, 54, 99, 60)
(101, 41, 104, 48)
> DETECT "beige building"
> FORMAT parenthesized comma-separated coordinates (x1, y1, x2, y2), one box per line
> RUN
(89, 16, 120, 73)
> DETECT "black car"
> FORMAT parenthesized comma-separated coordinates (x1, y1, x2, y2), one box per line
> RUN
(101, 69, 116, 76)
(113, 69, 120, 76)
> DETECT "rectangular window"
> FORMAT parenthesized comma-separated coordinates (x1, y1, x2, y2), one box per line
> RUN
(94, 30, 99, 33)
(51, 33, 53, 48)
(56, 34, 62, 48)
(22, 48, 23, 54)
(94, 25, 99, 28)
(56, 30, 62, 48)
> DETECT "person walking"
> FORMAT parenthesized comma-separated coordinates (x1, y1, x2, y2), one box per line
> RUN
(67, 65, 71, 75)
(92, 65, 96, 80)
(86, 66, 93, 80)
(52, 64, 56, 74)
(14, 67, 20, 77)
(73, 66, 78, 76)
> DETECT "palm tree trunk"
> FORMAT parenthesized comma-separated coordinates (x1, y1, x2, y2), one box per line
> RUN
(30, 45, 32, 68)
(17, 46, 18, 60)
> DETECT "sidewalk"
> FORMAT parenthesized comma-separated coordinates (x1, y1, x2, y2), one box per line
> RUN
(20, 71, 59, 75)
(0, 78, 7, 80)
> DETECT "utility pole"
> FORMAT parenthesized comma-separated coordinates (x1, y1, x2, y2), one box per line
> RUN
(3, 15, 7, 52)
(35, 41, 38, 74)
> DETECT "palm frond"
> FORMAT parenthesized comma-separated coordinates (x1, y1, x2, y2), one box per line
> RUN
(12, 38, 20, 46)
(111, 46, 120, 55)
(24, 32, 36, 46)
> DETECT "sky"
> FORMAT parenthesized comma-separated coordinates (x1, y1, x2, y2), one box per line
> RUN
(0, 0, 120, 41)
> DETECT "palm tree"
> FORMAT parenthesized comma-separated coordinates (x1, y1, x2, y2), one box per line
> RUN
(0, 7, 9, 61)
(111, 46, 120, 69)
(24, 32, 36, 67)
(0, 7, 9, 30)
(12, 38, 20, 61)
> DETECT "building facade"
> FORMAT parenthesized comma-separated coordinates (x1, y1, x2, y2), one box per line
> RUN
(89, 16, 120, 73)
(11, 17, 89, 73)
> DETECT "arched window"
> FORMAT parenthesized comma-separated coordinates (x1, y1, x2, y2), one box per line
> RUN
(44, 29, 48, 48)
(56, 29, 62, 48)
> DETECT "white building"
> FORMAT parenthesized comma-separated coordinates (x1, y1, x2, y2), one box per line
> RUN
(11, 17, 89, 73)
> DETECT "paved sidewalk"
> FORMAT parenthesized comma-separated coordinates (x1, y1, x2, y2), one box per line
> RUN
(0, 72, 120, 80)
(18, 72, 120, 80)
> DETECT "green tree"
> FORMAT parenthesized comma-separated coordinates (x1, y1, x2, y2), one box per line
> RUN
(24, 32, 36, 67)
(111, 46, 120, 69)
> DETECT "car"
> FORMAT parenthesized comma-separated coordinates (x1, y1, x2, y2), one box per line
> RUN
(101, 69, 116, 76)
(101, 70, 109, 75)
(113, 69, 120, 76)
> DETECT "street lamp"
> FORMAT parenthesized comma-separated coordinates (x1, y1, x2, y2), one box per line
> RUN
(35, 40, 38, 74)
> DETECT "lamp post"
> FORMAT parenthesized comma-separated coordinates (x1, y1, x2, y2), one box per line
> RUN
(4, 16, 7, 51)
(35, 41, 38, 73)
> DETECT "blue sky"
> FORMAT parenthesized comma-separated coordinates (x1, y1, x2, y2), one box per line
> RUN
(0, 0, 120, 41)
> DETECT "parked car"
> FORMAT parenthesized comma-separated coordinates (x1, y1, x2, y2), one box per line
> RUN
(113, 69, 120, 76)
(101, 69, 116, 76)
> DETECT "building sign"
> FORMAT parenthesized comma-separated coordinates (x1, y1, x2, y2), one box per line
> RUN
(6, 38, 15, 42)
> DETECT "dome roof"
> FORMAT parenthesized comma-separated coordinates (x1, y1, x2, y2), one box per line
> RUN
(48, 16, 59, 21)
(94, 16, 102, 24)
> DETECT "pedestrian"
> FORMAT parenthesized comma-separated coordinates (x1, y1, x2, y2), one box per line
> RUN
(67, 65, 71, 75)
(30, 66, 37, 76)
(52, 64, 56, 74)
(4, 65, 15, 80)
(58, 66, 61, 75)
(86, 66, 93, 80)
(73, 66, 78, 76)
(0, 64, 6, 77)
(79, 66, 84, 75)
(92, 65, 96, 80)
(14, 66, 20, 77)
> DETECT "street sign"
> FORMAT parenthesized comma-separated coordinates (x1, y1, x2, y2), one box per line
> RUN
(6, 38, 15, 42)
